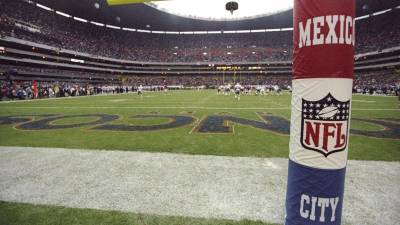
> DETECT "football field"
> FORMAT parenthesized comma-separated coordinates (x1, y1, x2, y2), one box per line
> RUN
(0, 90, 399, 160)
(0, 90, 399, 225)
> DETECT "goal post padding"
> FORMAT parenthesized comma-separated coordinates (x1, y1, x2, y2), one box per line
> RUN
(285, 0, 355, 224)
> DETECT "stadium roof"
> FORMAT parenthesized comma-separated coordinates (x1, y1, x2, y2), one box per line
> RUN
(34, 0, 400, 31)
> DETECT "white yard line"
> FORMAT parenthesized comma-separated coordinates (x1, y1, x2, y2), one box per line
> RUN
(352, 100, 376, 103)
(0, 146, 399, 225)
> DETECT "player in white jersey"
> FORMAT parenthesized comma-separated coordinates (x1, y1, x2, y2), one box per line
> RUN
(255, 85, 265, 96)
(273, 85, 282, 95)
(260, 85, 266, 95)
(256, 86, 261, 96)
(287, 85, 292, 94)
(234, 83, 242, 100)
(138, 85, 143, 96)
(217, 85, 223, 95)
(224, 84, 231, 96)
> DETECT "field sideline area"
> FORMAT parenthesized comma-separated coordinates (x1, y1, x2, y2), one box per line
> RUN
(0, 90, 399, 225)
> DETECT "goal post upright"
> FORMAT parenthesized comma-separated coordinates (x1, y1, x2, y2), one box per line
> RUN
(285, 0, 355, 224)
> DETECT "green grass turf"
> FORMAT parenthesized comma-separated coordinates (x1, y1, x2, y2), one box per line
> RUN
(0, 201, 275, 225)
(0, 90, 399, 161)
(0, 91, 398, 224)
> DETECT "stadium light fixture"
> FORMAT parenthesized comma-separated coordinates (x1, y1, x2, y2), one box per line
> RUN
(92, 21, 105, 26)
(106, 24, 121, 29)
(73, 17, 88, 23)
(56, 11, 72, 18)
(235, 30, 251, 33)
(355, 15, 370, 21)
(24, 0, 35, 4)
(136, 29, 151, 33)
(36, 3, 53, 11)
(265, 28, 281, 32)
(372, 9, 392, 16)
(250, 29, 266, 33)
(181, 31, 194, 34)
(193, 31, 208, 34)
(207, 31, 222, 34)
(122, 27, 136, 31)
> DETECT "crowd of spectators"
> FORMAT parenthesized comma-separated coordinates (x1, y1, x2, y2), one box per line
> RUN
(0, 78, 133, 100)
(356, 11, 400, 53)
(353, 70, 400, 95)
(2, 69, 398, 101)
(1, 80, 89, 100)
(0, 65, 119, 81)
(0, 0, 399, 100)
(0, 0, 292, 62)
(123, 74, 291, 88)
(1, 0, 399, 63)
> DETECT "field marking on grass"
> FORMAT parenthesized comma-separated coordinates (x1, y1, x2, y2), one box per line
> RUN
(352, 100, 376, 103)
(1, 106, 399, 111)
(0, 146, 399, 225)
(258, 97, 289, 108)
(189, 116, 204, 134)
(109, 99, 130, 102)
(351, 108, 400, 111)
(353, 94, 398, 98)
(0, 92, 397, 105)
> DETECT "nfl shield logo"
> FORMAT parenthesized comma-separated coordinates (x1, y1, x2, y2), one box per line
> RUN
(300, 93, 350, 157)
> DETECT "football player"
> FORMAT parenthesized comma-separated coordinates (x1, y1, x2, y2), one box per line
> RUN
(234, 83, 242, 100)
(138, 85, 143, 96)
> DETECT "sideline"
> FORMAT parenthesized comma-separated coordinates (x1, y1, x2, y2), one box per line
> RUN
(0, 146, 398, 225)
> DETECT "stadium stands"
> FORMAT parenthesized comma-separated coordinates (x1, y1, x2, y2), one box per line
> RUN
(0, 0, 399, 100)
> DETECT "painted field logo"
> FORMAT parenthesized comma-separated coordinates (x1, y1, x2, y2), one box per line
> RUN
(300, 93, 350, 157)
